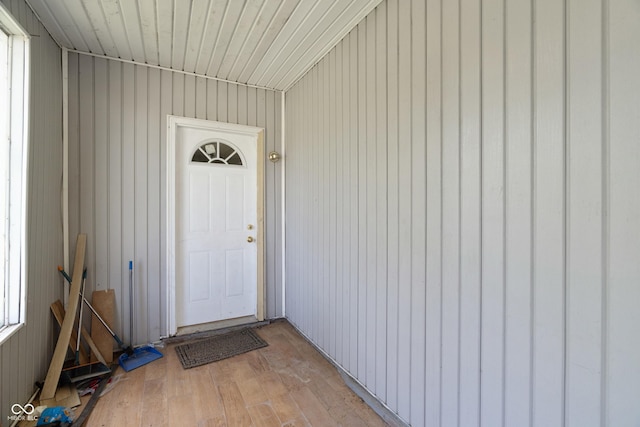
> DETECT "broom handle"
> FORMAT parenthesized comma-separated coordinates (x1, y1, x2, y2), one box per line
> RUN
(58, 266, 125, 347)
(75, 269, 87, 364)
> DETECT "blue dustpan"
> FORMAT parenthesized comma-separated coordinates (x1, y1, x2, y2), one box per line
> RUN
(118, 346, 163, 372)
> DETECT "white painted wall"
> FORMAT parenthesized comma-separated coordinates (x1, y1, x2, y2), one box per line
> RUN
(0, 0, 63, 421)
(67, 53, 283, 344)
(284, 0, 640, 425)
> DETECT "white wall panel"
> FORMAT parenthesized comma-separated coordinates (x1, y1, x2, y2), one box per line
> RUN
(480, 0, 506, 425)
(424, 0, 442, 424)
(67, 54, 283, 344)
(607, 2, 640, 426)
(566, 0, 605, 425)
(0, 0, 63, 421)
(532, 1, 566, 425)
(440, 0, 461, 423)
(285, 0, 640, 426)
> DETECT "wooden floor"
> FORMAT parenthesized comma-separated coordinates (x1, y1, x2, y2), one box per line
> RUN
(80, 320, 387, 426)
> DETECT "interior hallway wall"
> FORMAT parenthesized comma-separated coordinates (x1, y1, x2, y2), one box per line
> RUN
(0, 0, 63, 421)
(284, 0, 640, 425)
(67, 53, 283, 344)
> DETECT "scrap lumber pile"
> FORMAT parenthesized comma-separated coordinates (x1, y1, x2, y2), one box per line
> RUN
(27, 234, 115, 426)
(12, 233, 162, 426)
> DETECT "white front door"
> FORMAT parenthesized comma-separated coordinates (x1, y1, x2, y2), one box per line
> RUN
(174, 124, 258, 328)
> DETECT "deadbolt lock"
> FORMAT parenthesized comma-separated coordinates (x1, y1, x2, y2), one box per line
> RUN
(247, 224, 254, 230)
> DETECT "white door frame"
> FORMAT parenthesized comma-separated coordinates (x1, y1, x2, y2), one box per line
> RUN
(167, 116, 265, 336)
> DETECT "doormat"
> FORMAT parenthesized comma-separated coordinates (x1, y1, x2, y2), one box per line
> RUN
(174, 328, 268, 369)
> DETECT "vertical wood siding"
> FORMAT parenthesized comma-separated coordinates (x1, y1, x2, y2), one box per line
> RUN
(0, 0, 63, 421)
(67, 54, 283, 344)
(285, 0, 640, 425)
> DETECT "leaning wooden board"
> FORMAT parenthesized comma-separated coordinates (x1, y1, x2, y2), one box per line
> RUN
(50, 300, 89, 365)
(90, 289, 115, 363)
(51, 299, 107, 367)
(41, 234, 86, 403)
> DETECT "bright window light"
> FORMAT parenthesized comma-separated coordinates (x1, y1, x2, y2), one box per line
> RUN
(0, 3, 30, 344)
(0, 28, 6, 329)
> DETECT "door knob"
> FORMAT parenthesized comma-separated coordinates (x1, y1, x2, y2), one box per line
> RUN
(247, 236, 255, 243)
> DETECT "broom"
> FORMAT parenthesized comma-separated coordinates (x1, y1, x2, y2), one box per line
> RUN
(58, 266, 134, 356)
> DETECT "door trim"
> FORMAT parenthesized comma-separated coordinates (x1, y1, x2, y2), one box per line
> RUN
(167, 116, 265, 336)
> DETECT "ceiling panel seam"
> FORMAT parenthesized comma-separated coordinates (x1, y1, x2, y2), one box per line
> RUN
(246, 0, 319, 86)
(265, 0, 341, 88)
(23, 0, 66, 49)
(270, 0, 352, 89)
(192, 0, 214, 73)
(67, 48, 284, 94)
(204, 0, 231, 76)
(226, 0, 269, 80)
(281, 0, 384, 92)
(235, 0, 289, 83)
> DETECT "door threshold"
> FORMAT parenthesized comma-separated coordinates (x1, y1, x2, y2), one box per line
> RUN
(175, 315, 259, 337)
(166, 317, 270, 344)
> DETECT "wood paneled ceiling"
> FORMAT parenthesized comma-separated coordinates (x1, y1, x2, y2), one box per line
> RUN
(26, 0, 382, 91)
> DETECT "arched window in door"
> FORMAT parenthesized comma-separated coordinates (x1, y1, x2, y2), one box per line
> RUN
(191, 140, 244, 166)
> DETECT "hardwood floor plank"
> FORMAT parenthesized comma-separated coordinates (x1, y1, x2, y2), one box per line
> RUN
(291, 387, 338, 426)
(270, 393, 305, 424)
(105, 366, 145, 426)
(167, 347, 192, 397)
(259, 345, 292, 371)
(231, 360, 259, 383)
(276, 369, 309, 393)
(144, 348, 168, 381)
(350, 401, 389, 427)
(247, 403, 281, 427)
(281, 416, 312, 427)
(208, 357, 236, 385)
(198, 415, 227, 427)
(218, 382, 254, 427)
(190, 365, 226, 421)
(306, 372, 352, 420)
(258, 370, 289, 397)
(236, 376, 267, 406)
(140, 377, 167, 427)
(336, 412, 371, 427)
(168, 393, 197, 425)
(241, 348, 272, 374)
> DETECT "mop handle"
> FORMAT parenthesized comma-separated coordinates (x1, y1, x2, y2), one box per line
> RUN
(129, 261, 133, 347)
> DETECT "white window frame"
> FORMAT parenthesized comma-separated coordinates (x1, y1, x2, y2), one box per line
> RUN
(0, 3, 30, 345)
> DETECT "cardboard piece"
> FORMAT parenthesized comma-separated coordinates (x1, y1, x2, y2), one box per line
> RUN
(39, 384, 81, 409)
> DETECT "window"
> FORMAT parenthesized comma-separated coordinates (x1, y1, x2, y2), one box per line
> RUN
(0, 3, 29, 344)
(191, 140, 244, 166)
(0, 27, 7, 333)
